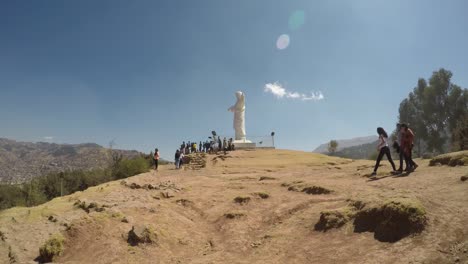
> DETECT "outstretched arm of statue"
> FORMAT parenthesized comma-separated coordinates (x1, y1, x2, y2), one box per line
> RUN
(228, 105, 235, 112)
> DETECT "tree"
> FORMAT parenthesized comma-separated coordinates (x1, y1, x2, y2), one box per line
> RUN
(328, 140, 338, 154)
(452, 113, 468, 151)
(398, 68, 468, 155)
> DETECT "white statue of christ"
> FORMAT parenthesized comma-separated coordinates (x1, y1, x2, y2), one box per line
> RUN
(228, 91, 246, 141)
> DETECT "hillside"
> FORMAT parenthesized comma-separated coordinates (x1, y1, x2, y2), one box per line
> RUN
(0, 149, 467, 263)
(0, 138, 142, 183)
(313, 135, 378, 153)
(332, 140, 380, 160)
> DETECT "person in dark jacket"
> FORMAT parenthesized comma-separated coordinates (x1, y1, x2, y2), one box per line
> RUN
(175, 149, 181, 169)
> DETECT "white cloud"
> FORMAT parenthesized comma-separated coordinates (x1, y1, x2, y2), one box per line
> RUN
(264, 82, 324, 101)
(43, 136, 54, 141)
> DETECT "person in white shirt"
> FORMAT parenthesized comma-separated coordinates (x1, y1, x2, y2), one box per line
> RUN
(371, 127, 397, 176)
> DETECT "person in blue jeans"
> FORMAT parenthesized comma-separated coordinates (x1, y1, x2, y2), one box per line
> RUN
(371, 127, 397, 176)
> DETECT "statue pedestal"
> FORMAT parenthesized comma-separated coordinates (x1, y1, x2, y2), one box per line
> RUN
(233, 139, 256, 149)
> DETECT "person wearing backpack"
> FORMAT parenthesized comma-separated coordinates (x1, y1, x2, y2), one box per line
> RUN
(153, 148, 160, 171)
(371, 127, 397, 176)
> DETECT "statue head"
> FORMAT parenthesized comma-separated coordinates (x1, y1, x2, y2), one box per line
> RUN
(235, 91, 244, 101)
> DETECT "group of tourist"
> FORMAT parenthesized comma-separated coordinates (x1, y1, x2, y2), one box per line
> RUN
(371, 123, 418, 176)
(178, 138, 235, 155)
(172, 137, 236, 169)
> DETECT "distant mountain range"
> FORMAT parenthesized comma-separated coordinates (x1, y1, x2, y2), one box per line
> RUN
(313, 136, 378, 154)
(0, 138, 142, 183)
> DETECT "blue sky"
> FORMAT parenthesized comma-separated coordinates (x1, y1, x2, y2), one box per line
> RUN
(1, 0, 467, 159)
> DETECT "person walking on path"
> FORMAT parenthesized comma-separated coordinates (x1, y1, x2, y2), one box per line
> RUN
(400, 123, 418, 172)
(371, 127, 397, 176)
(175, 149, 181, 169)
(395, 123, 406, 173)
(153, 148, 160, 171)
(179, 151, 185, 169)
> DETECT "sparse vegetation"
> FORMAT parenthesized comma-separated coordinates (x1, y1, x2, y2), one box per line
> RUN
(429, 151, 468, 166)
(0, 156, 150, 211)
(353, 198, 427, 242)
(233, 196, 251, 204)
(73, 200, 105, 213)
(127, 225, 157, 246)
(284, 182, 333, 195)
(315, 207, 356, 231)
(259, 176, 276, 181)
(314, 198, 427, 242)
(224, 212, 246, 219)
(38, 233, 65, 263)
(253, 192, 269, 199)
(302, 186, 332, 195)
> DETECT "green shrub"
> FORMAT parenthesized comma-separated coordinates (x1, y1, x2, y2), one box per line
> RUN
(113, 157, 150, 179)
(39, 233, 65, 262)
(0, 185, 26, 210)
(0, 156, 150, 212)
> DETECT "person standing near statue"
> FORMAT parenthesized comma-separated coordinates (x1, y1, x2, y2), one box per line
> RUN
(174, 149, 181, 169)
(153, 148, 160, 171)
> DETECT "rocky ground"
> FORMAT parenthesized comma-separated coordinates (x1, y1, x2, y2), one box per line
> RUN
(0, 149, 467, 264)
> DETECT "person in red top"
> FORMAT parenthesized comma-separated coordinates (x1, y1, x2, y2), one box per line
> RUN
(400, 124, 418, 172)
(153, 148, 160, 171)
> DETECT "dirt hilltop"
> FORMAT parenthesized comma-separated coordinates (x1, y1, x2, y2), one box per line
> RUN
(1, 149, 467, 264)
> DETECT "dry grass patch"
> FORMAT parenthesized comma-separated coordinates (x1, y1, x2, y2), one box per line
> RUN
(315, 207, 357, 231)
(314, 198, 427, 242)
(73, 200, 105, 213)
(224, 212, 246, 219)
(252, 192, 270, 199)
(353, 198, 427, 242)
(259, 176, 276, 181)
(38, 233, 65, 263)
(283, 181, 333, 195)
(127, 225, 158, 246)
(302, 186, 332, 195)
(429, 151, 468, 166)
(233, 196, 251, 204)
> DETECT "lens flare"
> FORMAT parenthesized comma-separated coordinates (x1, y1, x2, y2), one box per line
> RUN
(289, 10, 305, 31)
(276, 34, 290, 50)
